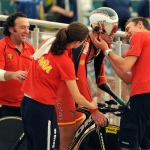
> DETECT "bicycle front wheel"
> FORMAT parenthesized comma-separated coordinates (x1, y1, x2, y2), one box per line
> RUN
(76, 124, 120, 150)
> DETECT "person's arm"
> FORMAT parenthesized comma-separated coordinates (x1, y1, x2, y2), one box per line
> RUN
(106, 52, 137, 73)
(0, 69, 6, 81)
(0, 69, 27, 81)
(94, 35, 138, 73)
(107, 57, 132, 85)
(65, 80, 97, 109)
(129, 1, 133, 13)
(66, 80, 108, 126)
(50, 5, 73, 17)
(94, 51, 107, 87)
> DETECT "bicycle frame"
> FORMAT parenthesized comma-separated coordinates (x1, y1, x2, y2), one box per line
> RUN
(69, 100, 124, 150)
(76, 124, 120, 150)
(69, 107, 95, 150)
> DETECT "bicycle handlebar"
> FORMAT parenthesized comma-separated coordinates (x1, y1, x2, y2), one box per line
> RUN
(98, 103, 125, 116)
(99, 83, 125, 106)
(76, 99, 125, 117)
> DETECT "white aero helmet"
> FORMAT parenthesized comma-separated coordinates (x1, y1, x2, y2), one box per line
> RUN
(89, 7, 119, 35)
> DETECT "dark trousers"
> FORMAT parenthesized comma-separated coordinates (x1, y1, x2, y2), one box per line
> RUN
(21, 96, 60, 150)
(0, 106, 2, 118)
(0, 105, 21, 118)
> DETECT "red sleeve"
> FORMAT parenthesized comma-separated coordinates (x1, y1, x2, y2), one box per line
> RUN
(0, 39, 6, 69)
(77, 65, 97, 114)
(59, 60, 76, 80)
(126, 32, 148, 57)
(94, 51, 107, 87)
(75, 42, 98, 114)
(96, 59, 107, 86)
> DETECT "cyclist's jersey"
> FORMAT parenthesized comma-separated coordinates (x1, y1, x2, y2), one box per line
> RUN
(0, 36, 35, 107)
(126, 32, 150, 97)
(22, 47, 76, 105)
(72, 36, 107, 113)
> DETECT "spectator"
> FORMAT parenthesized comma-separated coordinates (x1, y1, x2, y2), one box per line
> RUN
(44, 0, 53, 14)
(95, 16, 150, 150)
(43, 0, 60, 22)
(137, 0, 150, 24)
(11, 0, 39, 30)
(103, 0, 132, 31)
(0, 12, 35, 118)
(50, 0, 77, 23)
(17, 1, 39, 19)
(42, 0, 77, 23)
(20, 21, 98, 150)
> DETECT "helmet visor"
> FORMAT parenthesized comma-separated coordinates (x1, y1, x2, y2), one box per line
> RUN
(102, 22, 118, 35)
(91, 22, 118, 35)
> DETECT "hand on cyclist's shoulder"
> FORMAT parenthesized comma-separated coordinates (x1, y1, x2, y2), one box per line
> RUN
(91, 110, 108, 127)
(89, 100, 98, 109)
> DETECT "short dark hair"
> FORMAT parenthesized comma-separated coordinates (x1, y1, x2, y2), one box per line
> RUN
(125, 17, 150, 30)
(3, 12, 27, 36)
(51, 21, 89, 55)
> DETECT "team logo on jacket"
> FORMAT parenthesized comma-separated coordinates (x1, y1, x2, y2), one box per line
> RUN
(129, 46, 134, 50)
(80, 60, 85, 65)
(6, 53, 13, 59)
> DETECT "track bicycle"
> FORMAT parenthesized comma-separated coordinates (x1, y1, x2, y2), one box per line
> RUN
(68, 83, 126, 150)
(69, 99, 125, 150)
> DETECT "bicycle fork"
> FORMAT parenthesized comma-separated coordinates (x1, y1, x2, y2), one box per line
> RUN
(96, 126, 107, 150)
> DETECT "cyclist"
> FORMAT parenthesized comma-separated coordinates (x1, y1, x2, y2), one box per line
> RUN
(95, 16, 150, 150)
(55, 7, 119, 149)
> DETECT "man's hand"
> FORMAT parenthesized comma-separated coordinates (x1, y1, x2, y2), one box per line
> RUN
(94, 35, 109, 51)
(91, 110, 108, 127)
(4, 70, 27, 81)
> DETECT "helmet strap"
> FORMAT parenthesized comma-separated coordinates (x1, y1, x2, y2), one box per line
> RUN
(91, 24, 101, 34)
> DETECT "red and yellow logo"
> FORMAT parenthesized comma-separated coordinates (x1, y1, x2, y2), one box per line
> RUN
(38, 56, 52, 73)
(80, 60, 85, 65)
(6, 53, 13, 59)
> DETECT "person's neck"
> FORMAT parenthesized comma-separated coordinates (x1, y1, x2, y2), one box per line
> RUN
(10, 36, 23, 52)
